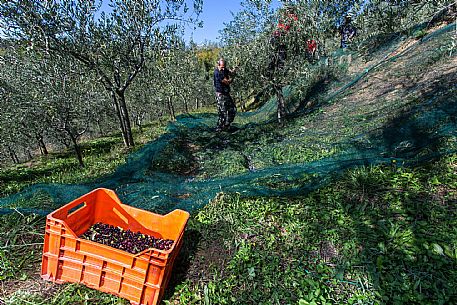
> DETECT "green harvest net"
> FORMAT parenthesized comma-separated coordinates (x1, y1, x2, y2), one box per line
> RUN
(0, 23, 456, 215)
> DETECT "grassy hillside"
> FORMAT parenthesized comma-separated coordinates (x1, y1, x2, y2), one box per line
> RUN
(0, 24, 456, 304)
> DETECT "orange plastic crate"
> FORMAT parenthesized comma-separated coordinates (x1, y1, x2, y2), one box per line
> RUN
(41, 188, 189, 305)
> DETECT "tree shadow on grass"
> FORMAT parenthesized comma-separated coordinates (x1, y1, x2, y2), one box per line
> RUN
(164, 228, 202, 299)
(0, 161, 80, 186)
(292, 73, 338, 115)
(0, 137, 120, 188)
(379, 69, 456, 161)
(338, 166, 457, 304)
(163, 220, 234, 300)
(337, 70, 457, 303)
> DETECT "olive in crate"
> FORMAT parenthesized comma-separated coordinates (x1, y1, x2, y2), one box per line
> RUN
(80, 222, 174, 254)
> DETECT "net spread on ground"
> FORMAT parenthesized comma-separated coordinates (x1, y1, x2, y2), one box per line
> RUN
(0, 24, 456, 215)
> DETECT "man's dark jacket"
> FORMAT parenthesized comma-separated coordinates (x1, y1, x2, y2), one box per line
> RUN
(213, 68, 231, 95)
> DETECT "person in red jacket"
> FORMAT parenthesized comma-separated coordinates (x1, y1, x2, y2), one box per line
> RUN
(306, 39, 318, 62)
(268, 6, 298, 72)
(276, 8, 298, 34)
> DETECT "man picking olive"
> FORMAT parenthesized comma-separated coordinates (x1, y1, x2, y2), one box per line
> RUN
(213, 58, 237, 131)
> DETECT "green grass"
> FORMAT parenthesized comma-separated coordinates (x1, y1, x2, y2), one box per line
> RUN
(0, 124, 166, 197)
(3, 283, 129, 305)
(0, 213, 44, 281)
(0, 136, 124, 196)
(167, 155, 457, 305)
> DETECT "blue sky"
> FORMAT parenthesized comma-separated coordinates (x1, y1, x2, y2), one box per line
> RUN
(100, 0, 282, 45)
(185, 0, 282, 44)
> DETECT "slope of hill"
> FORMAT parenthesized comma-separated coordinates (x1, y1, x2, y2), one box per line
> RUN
(0, 23, 456, 305)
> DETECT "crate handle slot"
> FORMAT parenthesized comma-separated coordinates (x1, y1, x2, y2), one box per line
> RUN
(68, 202, 86, 218)
(113, 207, 129, 224)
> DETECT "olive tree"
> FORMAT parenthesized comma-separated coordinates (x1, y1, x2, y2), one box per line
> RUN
(0, 43, 107, 167)
(0, 44, 52, 162)
(361, 0, 455, 37)
(155, 40, 212, 118)
(36, 54, 106, 167)
(127, 39, 213, 126)
(0, 0, 202, 147)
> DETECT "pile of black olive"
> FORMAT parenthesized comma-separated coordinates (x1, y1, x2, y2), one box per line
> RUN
(80, 222, 174, 254)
